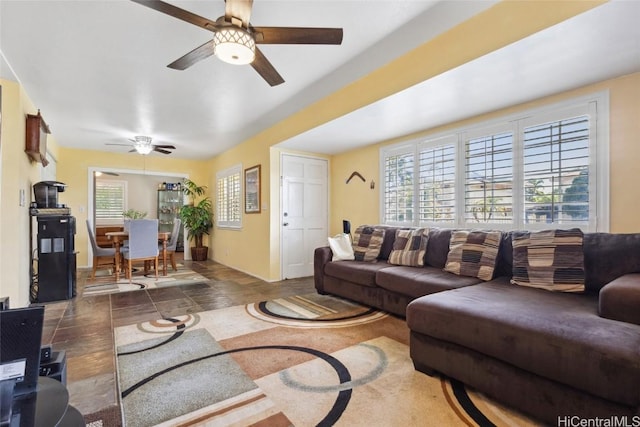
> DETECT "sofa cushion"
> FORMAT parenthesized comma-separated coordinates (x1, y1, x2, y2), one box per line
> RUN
(599, 274, 640, 326)
(424, 228, 453, 268)
(376, 266, 481, 298)
(511, 228, 585, 292)
(323, 260, 391, 287)
(444, 230, 502, 281)
(388, 228, 429, 267)
(406, 279, 640, 407)
(352, 225, 386, 262)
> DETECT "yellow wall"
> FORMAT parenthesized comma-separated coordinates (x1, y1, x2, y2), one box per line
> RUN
(329, 72, 640, 234)
(0, 79, 60, 307)
(207, 138, 272, 280)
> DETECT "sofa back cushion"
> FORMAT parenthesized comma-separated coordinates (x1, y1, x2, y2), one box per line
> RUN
(511, 228, 585, 292)
(444, 230, 502, 281)
(425, 228, 453, 268)
(583, 232, 640, 292)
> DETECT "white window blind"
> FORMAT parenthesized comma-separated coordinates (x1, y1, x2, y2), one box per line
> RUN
(383, 150, 414, 224)
(95, 180, 126, 224)
(216, 165, 242, 228)
(464, 131, 514, 224)
(380, 92, 607, 232)
(418, 143, 456, 223)
(523, 115, 590, 226)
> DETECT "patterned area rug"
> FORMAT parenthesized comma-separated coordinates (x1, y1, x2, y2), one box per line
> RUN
(83, 264, 209, 296)
(115, 294, 541, 426)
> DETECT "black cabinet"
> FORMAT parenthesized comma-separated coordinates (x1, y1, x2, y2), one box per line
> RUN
(33, 216, 76, 302)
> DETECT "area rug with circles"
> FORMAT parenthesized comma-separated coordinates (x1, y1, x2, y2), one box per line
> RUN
(83, 264, 209, 296)
(114, 293, 541, 426)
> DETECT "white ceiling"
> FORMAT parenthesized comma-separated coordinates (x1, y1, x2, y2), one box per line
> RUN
(1, 1, 639, 160)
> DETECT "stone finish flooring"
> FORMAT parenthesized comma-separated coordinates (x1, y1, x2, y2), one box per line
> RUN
(38, 256, 315, 421)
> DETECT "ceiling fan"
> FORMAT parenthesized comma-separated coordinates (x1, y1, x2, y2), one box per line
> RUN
(131, 0, 344, 86)
(107, 136, 176, 155)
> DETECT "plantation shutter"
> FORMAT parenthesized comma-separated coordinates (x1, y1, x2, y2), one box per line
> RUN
(418, 142, 456, 223)
(523, 115, 590, 225)
(464, 131, 514, 224)
(95, 180, 126, 223)
(217, 165, 242, 228)
(383, 149, 414, 224)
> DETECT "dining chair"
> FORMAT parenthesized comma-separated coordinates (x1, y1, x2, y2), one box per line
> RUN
(122, 219, 159, 282)
(86, 220, 118, 280)
(160, 219, 181, 272)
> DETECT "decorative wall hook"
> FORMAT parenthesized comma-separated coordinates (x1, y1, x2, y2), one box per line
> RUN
(346, 171, 366, 184)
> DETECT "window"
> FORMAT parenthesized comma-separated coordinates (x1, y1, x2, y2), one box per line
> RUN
(381, 93, 608, 232)
(216, 164, 242, 228)
(95, 179, 127, 224)
(418, 139, 456, 223)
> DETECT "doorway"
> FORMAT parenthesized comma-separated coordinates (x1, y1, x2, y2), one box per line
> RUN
(86, 167, 189, 266)
(280, 154, 328, 279)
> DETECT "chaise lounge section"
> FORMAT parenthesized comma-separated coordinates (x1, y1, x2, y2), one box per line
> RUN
(314, 226, 640, 423)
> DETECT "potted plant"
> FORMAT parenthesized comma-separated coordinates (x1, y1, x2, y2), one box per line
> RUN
(179, 179, 213, 261)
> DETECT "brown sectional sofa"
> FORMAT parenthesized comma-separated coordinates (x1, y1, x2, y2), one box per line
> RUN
(313, 226, 640, 424)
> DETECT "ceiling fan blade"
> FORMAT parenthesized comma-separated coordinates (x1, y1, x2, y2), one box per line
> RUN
(253, 27, 343, 45)
(251, 47, 284, 87)
(129, 149, 137, 153)
(131, 0, 218, 33)
(106, 143, 134, 146)
(154, 147, 172, 155)
(168, 40, 215, 70)
(153, 145, 176, 149)
(225, 0, 253, 27)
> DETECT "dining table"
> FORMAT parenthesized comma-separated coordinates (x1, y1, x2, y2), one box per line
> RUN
(105, 230, 171, 281)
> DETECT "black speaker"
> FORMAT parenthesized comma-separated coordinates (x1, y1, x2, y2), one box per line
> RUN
(342, 220, 351, 235)
(0, 306, 44, 396)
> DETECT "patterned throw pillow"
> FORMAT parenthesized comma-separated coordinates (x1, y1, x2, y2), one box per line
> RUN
(444, 230, 502, 281)
(388, 228, 429, 267)
(352, 226, 385, 262)
(511, 228, 585, 292)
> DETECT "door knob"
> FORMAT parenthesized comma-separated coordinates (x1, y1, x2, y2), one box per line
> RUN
(283, 222, 289, 226)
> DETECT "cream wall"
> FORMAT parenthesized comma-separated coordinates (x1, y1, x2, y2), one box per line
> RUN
(0, 79, 61, 307)
(328, 72, 640, 234)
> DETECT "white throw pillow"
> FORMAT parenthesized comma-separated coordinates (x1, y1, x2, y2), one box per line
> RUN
(328, 233, 355, 261)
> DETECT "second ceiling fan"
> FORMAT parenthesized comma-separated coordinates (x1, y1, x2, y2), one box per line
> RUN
(131, 0, 344, 86)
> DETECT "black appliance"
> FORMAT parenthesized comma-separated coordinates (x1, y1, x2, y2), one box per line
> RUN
(34, 215, 76, 302)
(32, 181, 66, 208)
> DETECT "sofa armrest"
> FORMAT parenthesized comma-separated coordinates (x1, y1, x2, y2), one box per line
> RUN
(599, 273, 640, 326)
(314, 246, 333, 293)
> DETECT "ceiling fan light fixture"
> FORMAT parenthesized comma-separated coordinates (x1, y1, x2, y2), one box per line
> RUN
(133, 135, 153, 155)
(213, 27, 255, 65)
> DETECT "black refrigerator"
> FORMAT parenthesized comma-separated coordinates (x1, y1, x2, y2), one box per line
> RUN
(33, 215, 77, 302)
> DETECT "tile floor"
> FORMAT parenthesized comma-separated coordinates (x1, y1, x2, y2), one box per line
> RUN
(37, 255, 315, 420)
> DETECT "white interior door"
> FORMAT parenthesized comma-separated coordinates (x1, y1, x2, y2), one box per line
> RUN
(281, 155, 328, 279)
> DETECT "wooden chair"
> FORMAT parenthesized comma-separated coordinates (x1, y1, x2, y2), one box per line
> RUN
(122, 219, 159, 283)
(160, 219, 181, 272)
(86, 220, 118, 280)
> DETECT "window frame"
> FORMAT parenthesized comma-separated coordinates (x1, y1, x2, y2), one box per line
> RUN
(380, 91, 609, 232)
(95, 179, 128, 226)
(216, 164, 243, 229)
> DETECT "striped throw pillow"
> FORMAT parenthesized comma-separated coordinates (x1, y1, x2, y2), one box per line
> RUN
(388, 228, 429, 267)
(352, 226, 385, 262)
(444, 230, 502, 281)
(511, 228, 585, 292)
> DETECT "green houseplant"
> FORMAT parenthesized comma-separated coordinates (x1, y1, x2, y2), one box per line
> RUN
(179, 179, 213, 261)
